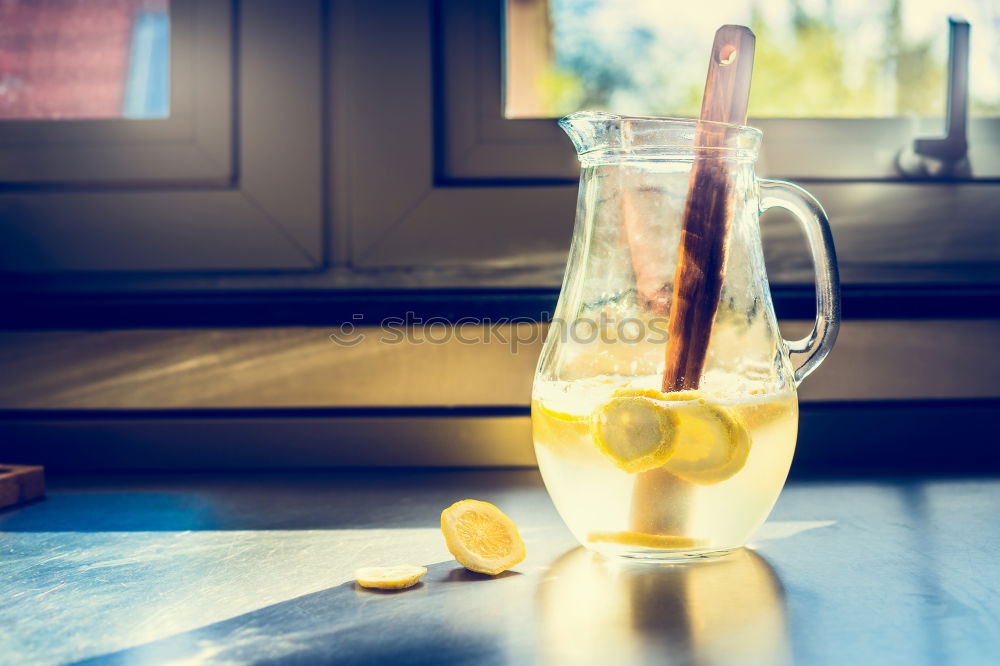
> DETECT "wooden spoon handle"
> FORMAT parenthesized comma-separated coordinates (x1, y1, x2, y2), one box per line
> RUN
(699, 25, 756, 126)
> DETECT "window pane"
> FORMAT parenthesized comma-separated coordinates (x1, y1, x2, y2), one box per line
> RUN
(0, 0, 170, 120)
(505, 0, 1000, 119)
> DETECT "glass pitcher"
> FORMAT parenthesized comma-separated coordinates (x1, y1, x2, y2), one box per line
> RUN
(532, 112, 840, 561)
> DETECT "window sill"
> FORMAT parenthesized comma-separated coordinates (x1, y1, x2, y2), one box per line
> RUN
(0, 283, 997, 329)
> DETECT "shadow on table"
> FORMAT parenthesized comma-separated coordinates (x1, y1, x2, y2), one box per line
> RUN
(72, 560, 530, 665)
(72, 547, 791, 666)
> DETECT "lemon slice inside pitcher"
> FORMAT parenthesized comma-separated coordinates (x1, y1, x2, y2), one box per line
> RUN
(611, 388, 700, 402)
(587, 531, 705, 550)
(662, 403, 751, 485)
(533, 403, 590, 445)
(590, 395, 678, 473)
(532, 401, 606, 466)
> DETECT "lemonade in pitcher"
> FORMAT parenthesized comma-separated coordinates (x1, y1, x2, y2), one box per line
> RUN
(532, 112, 839, 560)
(533, 375, 798, 558)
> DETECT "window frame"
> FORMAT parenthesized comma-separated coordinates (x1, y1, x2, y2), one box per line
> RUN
(0, 0, 995, 301)
(338, 0, 1000, 289)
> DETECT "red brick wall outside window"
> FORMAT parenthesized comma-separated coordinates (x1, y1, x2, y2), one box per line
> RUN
(0, 0, 168, 119)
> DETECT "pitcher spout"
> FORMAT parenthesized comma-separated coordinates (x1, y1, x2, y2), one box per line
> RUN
(558, 111, 621, 156)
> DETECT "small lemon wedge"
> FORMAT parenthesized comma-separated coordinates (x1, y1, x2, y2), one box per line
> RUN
(662, 403, 751, 485)
(611, 388, 670, 400)
(441, 499, 526, 575)
(591, 395, 678, 473)
(536, 405, 580, 423)
(737, 396, 796, 430)
(355, 564, 427, 590)
(612, 388, 700, 402)
(532, 401, 607, 466)
(587, 531, 704, 550)
(532, 402, 590, 444)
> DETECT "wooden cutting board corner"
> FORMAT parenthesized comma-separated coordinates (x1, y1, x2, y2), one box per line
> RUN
(0, 464, 46, 509)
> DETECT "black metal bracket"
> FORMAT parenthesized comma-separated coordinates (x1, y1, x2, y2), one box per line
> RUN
(897, 17, 971, 180)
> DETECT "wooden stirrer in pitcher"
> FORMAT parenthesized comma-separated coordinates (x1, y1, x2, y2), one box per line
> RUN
(663, 24, 755, 392)
(629, 25, 755, 537)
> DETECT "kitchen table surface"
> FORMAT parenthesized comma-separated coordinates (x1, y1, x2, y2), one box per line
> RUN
(2, 471, 998, 665)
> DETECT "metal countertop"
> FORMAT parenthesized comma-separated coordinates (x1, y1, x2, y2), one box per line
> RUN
(2, 471, 998, 665)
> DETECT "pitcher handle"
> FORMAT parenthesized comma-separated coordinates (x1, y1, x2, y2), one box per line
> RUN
(759, 179, 841, 386)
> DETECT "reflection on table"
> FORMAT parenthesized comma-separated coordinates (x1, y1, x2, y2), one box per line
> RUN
(538, 547, 791, 665)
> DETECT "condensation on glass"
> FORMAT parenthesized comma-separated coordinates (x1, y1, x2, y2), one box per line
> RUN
(0, 0, 170, 120)
(505, 0, 1000, 120)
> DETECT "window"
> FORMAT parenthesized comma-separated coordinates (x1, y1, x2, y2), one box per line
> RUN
(0, 0, 995, 294)
(0, 0, 324, 273)
(440, 0, 1000, 182)
(0, 0, 170, 120)
(505, 0, 1000, 119)
(349, 0, 999, 291)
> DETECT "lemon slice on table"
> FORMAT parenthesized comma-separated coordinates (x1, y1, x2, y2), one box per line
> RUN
(590, 395, 678, 473)
(441, 499, 526, 575)
(587, 531, 704, 550)
(355, 565, 427, 590)
(662, 403, 751, 485)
